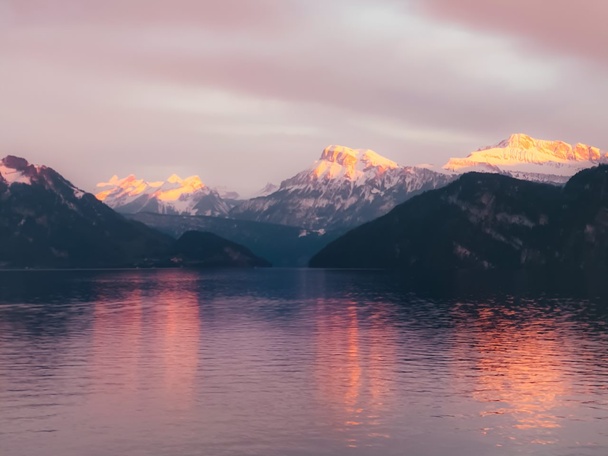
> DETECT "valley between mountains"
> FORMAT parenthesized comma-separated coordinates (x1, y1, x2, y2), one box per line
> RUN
(1, 134, 608, 270)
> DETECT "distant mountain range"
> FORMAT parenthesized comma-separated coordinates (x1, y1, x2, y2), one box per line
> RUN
(2, 133, 606, 269)
(97, 134, 607, 232)
(97, 174, 232, 217)
(0, 156, 269, 268)
(310, 165, 608, 273)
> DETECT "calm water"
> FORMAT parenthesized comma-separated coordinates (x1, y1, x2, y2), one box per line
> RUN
(0, 269, 607, 456)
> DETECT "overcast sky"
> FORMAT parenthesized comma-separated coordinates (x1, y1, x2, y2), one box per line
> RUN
(2, 0, 607, 194)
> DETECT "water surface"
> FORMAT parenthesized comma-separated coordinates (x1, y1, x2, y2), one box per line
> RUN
(0, 269, 607, 456)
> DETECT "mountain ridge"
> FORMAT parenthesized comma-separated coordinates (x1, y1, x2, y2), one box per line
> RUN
(444, 133, 607, 176)
(97, 173, 232, 217)
(228, 145, 454, 230)
(310, 165, 608, 272)
(95, 134, 606, 231)
(0, 156, 270, 268)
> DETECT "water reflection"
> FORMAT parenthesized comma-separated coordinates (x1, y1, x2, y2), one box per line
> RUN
(451, 302, 575, 447)
(91, 289, 143, 393)
(158, 285, 200, 405)
(0, 269, 607, 456)
(314, 300, 395, 449)
(89, 272, 201, 408)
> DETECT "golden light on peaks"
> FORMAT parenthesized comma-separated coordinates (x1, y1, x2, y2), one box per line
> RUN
(95, 173, 207, 204)
(444, 134, 607, 171)
(155, 175, 205, 202)
(315, 145, 399, 183)
(95, 189, 112, 201)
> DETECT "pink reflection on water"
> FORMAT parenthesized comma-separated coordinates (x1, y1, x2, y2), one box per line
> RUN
(451, 303, 572, 446)
(314, 299, 395, 448)
(89, 272, 201, 409)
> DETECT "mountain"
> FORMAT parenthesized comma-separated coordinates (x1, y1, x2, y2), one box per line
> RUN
(443, 133, 608, 184)
(127, 212, 343, 267)
(254, 182, 279, 198)
(96, 174, 233, 216)
(229, 145, 454, 230)
(310, 172, 559, 270)
(0, 155, 273, 269)
(0, 155, 171, 268)
(555, 166, 608, 271)
(310, 165, 608, 272)
(172, 231, 271, 268)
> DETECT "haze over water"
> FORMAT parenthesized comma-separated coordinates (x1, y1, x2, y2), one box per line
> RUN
(0, 269, 607, 456)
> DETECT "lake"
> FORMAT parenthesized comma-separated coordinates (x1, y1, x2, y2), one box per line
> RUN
(0, 269, 607, 456)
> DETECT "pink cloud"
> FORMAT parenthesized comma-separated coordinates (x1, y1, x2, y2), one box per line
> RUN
(418, 0, 608, 64)
(1, 0, 607, 193)
(5, 0, 302, 31)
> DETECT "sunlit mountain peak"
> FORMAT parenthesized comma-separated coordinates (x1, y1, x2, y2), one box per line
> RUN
(321, 145, 399, 170)
(96, 173, 231, 217)
(444, 134, 607, 177)
(167, 174, 182, 184)
(231, 146, 453, 230)
(312, 145, 400, 182)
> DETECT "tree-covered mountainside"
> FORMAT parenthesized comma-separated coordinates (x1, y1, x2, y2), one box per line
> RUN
(127, 212, 342, 267)
(310, 166, 608, 272)
(172, 231, 271, 268)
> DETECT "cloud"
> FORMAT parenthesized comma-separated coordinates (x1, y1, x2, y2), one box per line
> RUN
(1, 0, 607, 193)
(416, 0, 608, 65)
(3, 0, 304, 31)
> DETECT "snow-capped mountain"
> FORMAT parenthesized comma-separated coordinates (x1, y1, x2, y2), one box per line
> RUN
(229, 145, 454, 230)
(0, 155, 171, 268)
(96, 174, 232, 216)
(443, 133, 608, 184)
(0, 155, 86, 199)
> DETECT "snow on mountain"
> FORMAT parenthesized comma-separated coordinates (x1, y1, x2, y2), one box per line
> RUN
(443, 133, 608, 183)
(229, 145, 454, 230)
(0, 155, 86, 198)
(0, 155, 177, 268)
(96, 174, 232, 216)
(254, 182, 279, 198)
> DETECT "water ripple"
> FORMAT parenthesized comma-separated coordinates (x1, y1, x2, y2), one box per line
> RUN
(0, 269, 607, 456)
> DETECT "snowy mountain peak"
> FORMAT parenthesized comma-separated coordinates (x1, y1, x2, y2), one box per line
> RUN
(320, 145, 398, 170)
(444, 134, 607, 176)
(309, 145, 400, 183)
(0, 155, 86, 198)
(96, 173, 231, 216)
(97, 174, 206, 202)
(0, 156, 35, 185)
(230, 146, 453, 230)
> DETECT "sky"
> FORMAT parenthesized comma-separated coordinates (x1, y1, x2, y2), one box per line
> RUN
(1, 0, 607, 195)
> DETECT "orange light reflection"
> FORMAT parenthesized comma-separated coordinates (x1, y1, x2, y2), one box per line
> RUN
(451, 304, 570, 446)
(314, 300, 395, 448)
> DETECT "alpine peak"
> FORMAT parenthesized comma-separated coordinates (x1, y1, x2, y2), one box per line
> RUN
(444, 134, 607, 173)
(230, 146, 453, 230)
(311, 145, 400, 182)
(320, 145, 399, 170)
(0, 155, 86, 199)
(96, 172, 231, 217)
